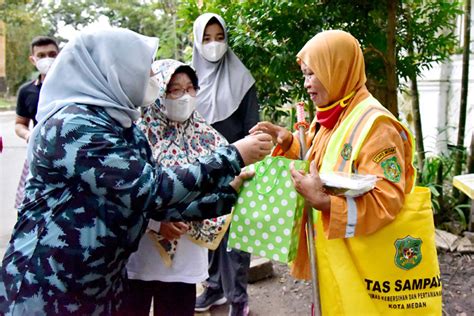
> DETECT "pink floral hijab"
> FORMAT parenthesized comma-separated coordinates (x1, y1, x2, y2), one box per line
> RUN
(139, 59, 231, 266)
(140, 59, 227, 165)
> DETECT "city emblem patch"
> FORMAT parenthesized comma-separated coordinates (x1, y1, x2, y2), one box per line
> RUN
(394, 236, 422, 270)
(340, 143, 352, 161)
(381, 156, 401, 183)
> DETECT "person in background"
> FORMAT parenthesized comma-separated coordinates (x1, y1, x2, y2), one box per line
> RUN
(0, 28, 272, 315)
(124, 59, 233, 316)
(192, 13, 259, 316)
(14, 36, 59, 210)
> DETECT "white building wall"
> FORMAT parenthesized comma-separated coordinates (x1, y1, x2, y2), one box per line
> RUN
(412, 55, 474, 156)
(401, 13, 474, 157)
(414, 64, 450, 155)
(444, 55, 474, 150)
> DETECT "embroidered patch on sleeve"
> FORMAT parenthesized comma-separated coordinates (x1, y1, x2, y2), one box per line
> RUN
(381, 156, 402, 183)
(373, 147, 396, 163)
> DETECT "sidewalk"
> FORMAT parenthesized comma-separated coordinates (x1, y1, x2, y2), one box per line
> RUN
(0, 110, 25, 258)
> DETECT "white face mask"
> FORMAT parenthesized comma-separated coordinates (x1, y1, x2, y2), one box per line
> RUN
(142, 76, 160, 106)
(163, 94, 196, 122)
(201, 41, 227, 62)
(35, 57, 55, 75)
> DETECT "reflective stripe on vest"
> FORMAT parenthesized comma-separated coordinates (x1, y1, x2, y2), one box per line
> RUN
(320, 95, 416, 237)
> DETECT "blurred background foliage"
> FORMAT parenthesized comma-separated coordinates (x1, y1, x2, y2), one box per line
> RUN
(0, 0, 462, 123)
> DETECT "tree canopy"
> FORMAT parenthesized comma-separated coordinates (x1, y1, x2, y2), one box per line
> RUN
(178, 0, 461, 123)
(1, 0, 461, 123)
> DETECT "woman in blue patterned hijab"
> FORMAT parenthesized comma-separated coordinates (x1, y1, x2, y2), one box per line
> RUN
(0, 28, 272, 315)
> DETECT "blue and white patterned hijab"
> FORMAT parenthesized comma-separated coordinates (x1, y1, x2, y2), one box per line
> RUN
(28, 27, 158, 160)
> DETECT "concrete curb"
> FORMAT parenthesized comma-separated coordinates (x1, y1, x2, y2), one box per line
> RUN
(248, 257, 274, 284)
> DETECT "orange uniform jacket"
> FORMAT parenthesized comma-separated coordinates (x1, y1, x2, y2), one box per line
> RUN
(274, 94, 415, 240)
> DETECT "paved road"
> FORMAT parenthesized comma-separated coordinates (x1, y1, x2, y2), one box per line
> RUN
(0, 111, 25, 258)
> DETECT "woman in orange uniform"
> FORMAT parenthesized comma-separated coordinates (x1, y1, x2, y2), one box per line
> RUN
(251, 30, 441, 315)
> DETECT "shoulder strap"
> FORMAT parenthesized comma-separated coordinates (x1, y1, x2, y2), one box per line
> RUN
(320, 96, 379, 173)
(321, 96, 416, 192)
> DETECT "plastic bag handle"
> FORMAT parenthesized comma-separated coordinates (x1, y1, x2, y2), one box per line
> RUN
(254, 159, 286, 194)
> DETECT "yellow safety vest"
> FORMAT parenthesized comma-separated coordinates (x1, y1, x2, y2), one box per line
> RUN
(316, 96, 442, 315)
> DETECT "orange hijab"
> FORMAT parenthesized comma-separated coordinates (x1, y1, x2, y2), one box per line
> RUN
(296, 30, 367, 106)
(295, 30, 371, 161)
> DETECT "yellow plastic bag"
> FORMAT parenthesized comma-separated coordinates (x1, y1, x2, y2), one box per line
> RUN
(316, 186, 442, 315)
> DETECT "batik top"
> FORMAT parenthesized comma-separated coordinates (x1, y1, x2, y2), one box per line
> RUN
(127, 59, 231, 283)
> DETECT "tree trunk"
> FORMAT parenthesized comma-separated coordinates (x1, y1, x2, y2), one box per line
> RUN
(386, 0, 398, 117)
(404, 4, 425, 181)
(469, 130, 474, 173)
(410, 75, 425, 181)
(454, 0, 471, 197)
(436, 161, 444, 215)
(469, 131, 474, 231)
(0, 21, 6, 94)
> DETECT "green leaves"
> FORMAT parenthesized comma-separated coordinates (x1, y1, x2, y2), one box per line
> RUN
(398, 0, 462, 80)
(3, 0, 462, 128)
(418, 149, 469, 233)
(178, 0, 460, 127)
(2, 1, 51, 93)
(179, 0, 323, 126)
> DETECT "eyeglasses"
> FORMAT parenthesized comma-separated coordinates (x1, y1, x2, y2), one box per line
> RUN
(166, 86, 200, 99)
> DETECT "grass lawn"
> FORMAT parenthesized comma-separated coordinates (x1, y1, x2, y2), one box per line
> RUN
(0, 97, 15, 110)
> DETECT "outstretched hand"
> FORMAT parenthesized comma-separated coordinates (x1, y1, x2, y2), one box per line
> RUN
(249, 122, 293, 150)
(233, 133, 273, 166)
(289, 160, 331, 213)
(230, 169, 255, 192)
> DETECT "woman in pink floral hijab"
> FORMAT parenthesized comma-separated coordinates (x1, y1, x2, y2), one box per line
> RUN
(125, 59, 231, 316)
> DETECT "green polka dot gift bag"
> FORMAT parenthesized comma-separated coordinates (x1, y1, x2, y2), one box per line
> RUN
(228, 156, 308, 263)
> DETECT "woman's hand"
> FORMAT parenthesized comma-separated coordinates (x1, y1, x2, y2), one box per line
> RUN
(290, 161, 331, 213)
(249, 122, 293, 150)
(229, 169, 256, 192)
(159, 222, 189, 240)
(233, 133, 273, 166)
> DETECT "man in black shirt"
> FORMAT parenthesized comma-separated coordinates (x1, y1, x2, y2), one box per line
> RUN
(15, 36, 59, 140)
(14, 36, 59, 208)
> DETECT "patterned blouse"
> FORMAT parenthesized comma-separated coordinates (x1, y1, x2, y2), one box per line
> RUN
(0, 104, 242, 315)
